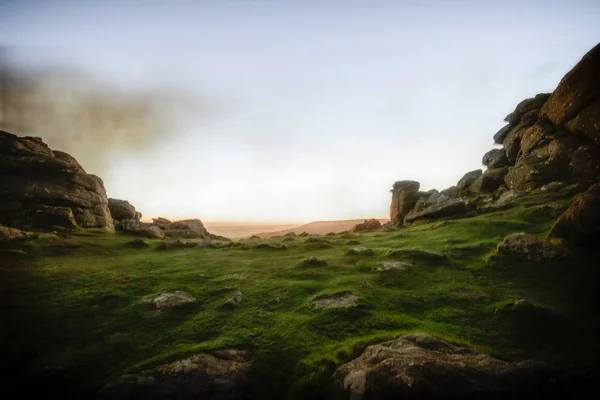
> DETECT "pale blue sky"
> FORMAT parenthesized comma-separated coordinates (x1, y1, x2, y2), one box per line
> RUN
(1, 0, 599, 221)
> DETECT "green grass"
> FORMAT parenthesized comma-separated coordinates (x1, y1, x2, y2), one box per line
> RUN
(1, 190, 599, 398)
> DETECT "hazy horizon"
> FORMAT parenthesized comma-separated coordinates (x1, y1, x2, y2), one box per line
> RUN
(1, 0, 599, 222)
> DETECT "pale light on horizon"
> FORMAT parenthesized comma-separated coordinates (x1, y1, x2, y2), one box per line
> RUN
(1, 0, 599, 222)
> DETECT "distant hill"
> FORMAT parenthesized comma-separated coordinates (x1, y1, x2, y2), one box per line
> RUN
(255, 219, 389, 238)
(202, 221, 299, 239)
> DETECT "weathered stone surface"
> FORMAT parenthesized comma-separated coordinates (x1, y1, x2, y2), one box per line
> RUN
(108, 198, 137, 221)
(333, 333, 554, 400)
(377, 262, 411, 271)
(389, 180, 420, 224)
(440, 185, 458, 198)
(152, 217, 171, 225)
(0, 131, 114, 232)
(493, 124, 512, 145)
(120, 219, 165, 239)
(456, 169, 482, 191)
(496, 233, 566, 261)
(223, 290, 243, 308)
(143, 290, 197, 310)
(504, 135, 580, 191)
(345, 247, 375, 256)
(482, 148, 508, 169)
(540, 43, 600, 133)
(99, 349, 251, 400)
(0, 225, 35, 241)
(313, 292, 358, 309)
(163, 219, 209, 239)
(410, 190, 449, 213)
(565, 97, 600, 145)
(404, 198, 467, 223)
(351, 219, 382, 232)
(504, 93, 551, 125)
(547, 183, 600, 247)
(496, 189, 524, 205)
(479, 167, 509, 193)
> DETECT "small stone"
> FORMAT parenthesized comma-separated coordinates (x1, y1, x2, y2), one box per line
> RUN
(345, 247, 375, 256)
(313, 292, 358, 309)
(378, 262, 411, 271)
(150, 290, 197, 309)
(223, 290, 243, 308)
(300, 256, 328, 267)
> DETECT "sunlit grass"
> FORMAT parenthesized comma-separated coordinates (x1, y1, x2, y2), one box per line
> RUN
(2, 190, 598, 398)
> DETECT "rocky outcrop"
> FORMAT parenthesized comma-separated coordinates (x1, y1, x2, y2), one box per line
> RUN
(540, 43, 600, 145)
(456, 169, 482, 192)
(351, 219, 381, 232)
(99, 349, 251, 400)
(389, 181, 420, 224)
(496, 233, 566, 261)
(0, 131, 114, 232)
(482, 148, 508, 169)
(108, 198, 138, 222)
(120, 220, 165, 239)
(404, 189, 467, 222)
(161, 219, 209, 239)
(333, 333, 554, 399)
(547, 183, 600, 247)
(479, 44, 600, 193)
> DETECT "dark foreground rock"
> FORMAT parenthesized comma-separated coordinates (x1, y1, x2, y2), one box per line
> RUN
(496, 233, 566, 261)
(99, 349, 251, 400)
(0, 131, 114, 232)
(547, 183, 600, 247)
(333, 333, 556, 400)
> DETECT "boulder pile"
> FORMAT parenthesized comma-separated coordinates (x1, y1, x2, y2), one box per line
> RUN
(0, 131, 114, 232)
(390, 43, 600, 226)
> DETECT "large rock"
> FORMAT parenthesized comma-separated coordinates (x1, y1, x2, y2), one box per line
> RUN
(333, 333, 554, 399)
(410, 190, 449, 213)
(540, 43, 600, 145)
(389, 180, 420, 224)
(162, 219, 209, 239)
(0, 131, 114, 232)
(120, 219, 165, 239)
(351, 219, 381, 232)
(99, 349, 251, 400)
(479, 167, 509, 193)
(108, 198, 137, 221)
(504, 93, 551, 125)
(482, 148, 508, 169)
(456, 169, 482, 192)
(547, 183, 600, 247)
(503, 134, 580, 191)
(405, 198, 467, 223)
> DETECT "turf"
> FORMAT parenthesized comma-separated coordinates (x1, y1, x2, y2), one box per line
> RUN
(1, 190, 599, 398)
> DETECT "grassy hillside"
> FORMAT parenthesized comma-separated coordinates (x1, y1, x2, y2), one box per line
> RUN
(1, 189, 599, 398)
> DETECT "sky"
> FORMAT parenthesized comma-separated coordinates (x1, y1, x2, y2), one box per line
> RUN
(1, 0, 599, 222)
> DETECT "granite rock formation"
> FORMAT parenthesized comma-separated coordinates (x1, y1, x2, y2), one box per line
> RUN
(0, 131, 114, 232)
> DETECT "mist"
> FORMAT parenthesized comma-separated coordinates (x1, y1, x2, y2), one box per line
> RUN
(0, 50, 206, 176)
